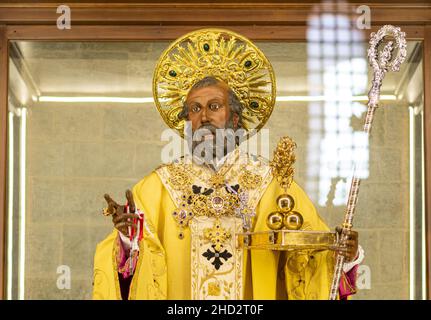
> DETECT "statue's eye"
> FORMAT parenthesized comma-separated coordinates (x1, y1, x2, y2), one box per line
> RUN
(191, 105, 201, 113)
(209, 103, 221, 111)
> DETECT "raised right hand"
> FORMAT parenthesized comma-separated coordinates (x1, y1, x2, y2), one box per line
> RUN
(103, 190, 138, 237)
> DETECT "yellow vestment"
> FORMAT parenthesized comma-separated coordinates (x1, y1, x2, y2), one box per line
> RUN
(93, 151, 335, 300)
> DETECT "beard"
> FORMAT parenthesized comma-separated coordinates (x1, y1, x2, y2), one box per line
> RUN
(189, 116, 245, 166)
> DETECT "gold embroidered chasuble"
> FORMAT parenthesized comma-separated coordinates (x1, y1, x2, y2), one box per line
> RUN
(92, 150, 335, 300)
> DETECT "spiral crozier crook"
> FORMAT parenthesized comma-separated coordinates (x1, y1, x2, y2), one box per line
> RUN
(328, 25, 407, 300)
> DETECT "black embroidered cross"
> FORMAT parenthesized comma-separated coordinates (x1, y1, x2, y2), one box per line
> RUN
(192, 185, 214, 196)
(202, 245, 233, 270)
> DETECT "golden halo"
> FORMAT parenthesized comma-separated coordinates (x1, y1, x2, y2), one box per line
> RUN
(152, 28, 276, 137)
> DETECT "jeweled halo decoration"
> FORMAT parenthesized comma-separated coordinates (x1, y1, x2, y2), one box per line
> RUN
(152, 28, 276, 137)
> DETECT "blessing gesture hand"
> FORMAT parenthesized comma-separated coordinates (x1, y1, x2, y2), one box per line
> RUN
(103, 190, 137, 237)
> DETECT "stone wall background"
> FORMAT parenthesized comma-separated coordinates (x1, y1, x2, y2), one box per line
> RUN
(21, 41, 415, 299)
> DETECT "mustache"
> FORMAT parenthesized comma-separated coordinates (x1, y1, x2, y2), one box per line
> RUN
(194, 123, 218, 135)
(194, 118, 236, 134)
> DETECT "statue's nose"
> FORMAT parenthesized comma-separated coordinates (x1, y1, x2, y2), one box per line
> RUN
(200, 106, 208, 123)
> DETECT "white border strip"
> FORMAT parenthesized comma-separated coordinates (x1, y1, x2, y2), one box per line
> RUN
(421, 109, 427, 300)
(7, 112, 14, 300)
(409, 106, 415, 300)
(18, 108, 27, 300)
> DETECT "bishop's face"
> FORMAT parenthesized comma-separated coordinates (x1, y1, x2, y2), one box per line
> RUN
(186, 84, 239, 133)
(185, 83, 240, 164)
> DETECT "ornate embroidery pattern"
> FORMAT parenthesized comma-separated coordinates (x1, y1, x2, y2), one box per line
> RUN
(169, 182, 243, 238)
(164, 159, 262, 239)
(157, 149, 273, 220)
(207, 281, 221, 296)
(156, 150, 273, 300)
(190, 216, 243, 300)
(238, 167, 262, 190)
(166, 163, 193, 189)
(204, 220, 231, 251)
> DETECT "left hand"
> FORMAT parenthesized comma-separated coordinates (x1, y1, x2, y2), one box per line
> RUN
(335, 226, 358, 263)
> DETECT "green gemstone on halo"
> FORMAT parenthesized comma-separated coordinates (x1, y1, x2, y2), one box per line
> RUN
(244, 60, 252, 68)
(250, 101, 259, 109)
(169, 70, 177, 77)
(203, 43, 210, 51)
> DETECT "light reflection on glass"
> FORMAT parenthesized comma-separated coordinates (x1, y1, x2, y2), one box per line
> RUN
(306, 9, 368, 207)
